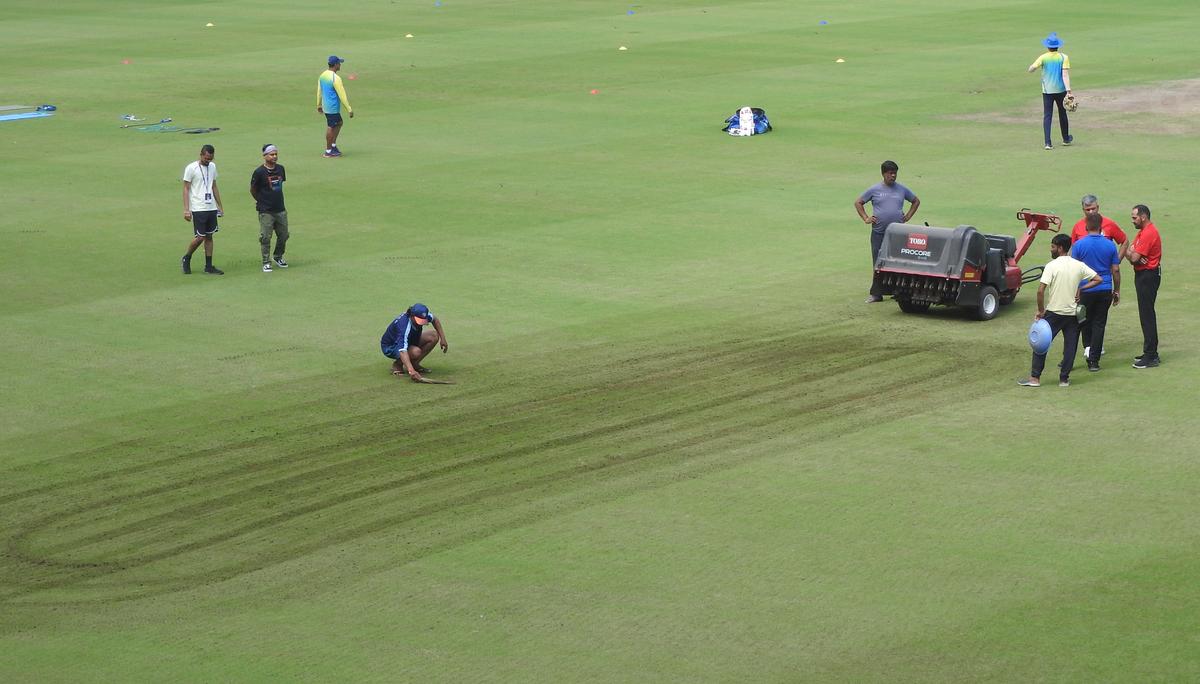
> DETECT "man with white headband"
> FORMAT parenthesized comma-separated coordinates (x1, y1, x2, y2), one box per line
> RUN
(250, 144, 289, 272)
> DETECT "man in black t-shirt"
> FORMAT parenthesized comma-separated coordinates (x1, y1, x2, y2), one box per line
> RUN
(250, 144, 289, 272)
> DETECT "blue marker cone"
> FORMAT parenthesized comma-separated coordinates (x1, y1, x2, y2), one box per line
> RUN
(818, 20, 828, 25)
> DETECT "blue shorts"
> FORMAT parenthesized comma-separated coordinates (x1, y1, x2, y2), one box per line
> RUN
(382, 342, 403, 360)
(325, 113, 343, 128)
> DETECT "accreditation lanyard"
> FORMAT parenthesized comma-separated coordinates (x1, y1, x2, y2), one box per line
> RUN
(198, 163, 213, 201)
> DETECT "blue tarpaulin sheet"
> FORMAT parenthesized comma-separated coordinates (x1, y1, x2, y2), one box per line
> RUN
(0, 111, 53, 122)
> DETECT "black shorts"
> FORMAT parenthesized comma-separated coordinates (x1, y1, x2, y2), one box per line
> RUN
(325, 113, 343, 128)
(192, 210, 219, 237)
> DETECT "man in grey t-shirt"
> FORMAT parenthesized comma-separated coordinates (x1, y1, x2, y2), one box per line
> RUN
(854, 160, 920, 302)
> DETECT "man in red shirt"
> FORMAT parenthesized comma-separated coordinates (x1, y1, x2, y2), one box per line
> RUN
(1127, 204, 1162, 368)
(1070, 194, 1128, 260)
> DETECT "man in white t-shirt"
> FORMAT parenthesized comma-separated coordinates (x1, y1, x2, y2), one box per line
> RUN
(181, 144, 226, 275)
(1019, 233, 1101, 387)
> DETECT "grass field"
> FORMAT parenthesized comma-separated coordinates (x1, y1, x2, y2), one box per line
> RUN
(2, 0, 1198, 680)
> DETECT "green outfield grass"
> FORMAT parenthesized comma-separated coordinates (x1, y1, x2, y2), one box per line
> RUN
(2, 0, 1197, 680)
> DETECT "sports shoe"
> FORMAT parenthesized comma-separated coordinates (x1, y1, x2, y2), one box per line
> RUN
(1044, 144, 1052, 150)
(181, 256, 192, 275)
(1132, 357, 1160, 369)
(1063, 135, 1074, 146)
(323, 150, 336, 158)
(865, 295, 883, 303)
(262, 261, 272, 272)
(1018, 378, 1040, 387)
(273, 256, 288, 268)
(1059, 380, 1070, 387)
(204, 265, 224, 275)
(328, 148, 342, 157)
(1133, 354, 1144, 362)
(1087, 361, 1100, 372)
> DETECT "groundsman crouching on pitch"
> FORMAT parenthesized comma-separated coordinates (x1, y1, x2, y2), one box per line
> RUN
(380, 304, 449, 382)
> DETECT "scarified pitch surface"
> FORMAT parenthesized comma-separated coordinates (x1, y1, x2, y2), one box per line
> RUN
(2, 334, 963, 605)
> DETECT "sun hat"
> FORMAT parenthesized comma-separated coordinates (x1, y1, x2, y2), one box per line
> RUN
(1042, 32, 1062, 49)
(1029, 318, 1053, 354)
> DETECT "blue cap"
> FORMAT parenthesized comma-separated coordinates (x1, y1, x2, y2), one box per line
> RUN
(1042, 32, 1061, 49)
(410, 303, 432, 321)
(328, 55, 345, 65)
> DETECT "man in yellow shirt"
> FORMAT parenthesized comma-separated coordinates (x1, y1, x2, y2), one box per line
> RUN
(317, 55, 354, 157)
(1027, 32, 1073, 150)
(1019, 234, 1101, 387)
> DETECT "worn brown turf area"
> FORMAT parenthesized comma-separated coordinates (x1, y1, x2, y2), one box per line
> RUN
(949, 78, 1200, 134)
(0, 329, 981, 607)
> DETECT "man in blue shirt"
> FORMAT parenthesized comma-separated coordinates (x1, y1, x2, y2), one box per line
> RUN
(1070, 213, 1120, 371)
(380, 303, 449, 382)
(855, 160, 920, 303)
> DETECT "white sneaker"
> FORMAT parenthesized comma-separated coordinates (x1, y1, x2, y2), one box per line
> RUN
(262, 261, 272, 272)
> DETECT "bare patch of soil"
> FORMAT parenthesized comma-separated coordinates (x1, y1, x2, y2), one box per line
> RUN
(949, 78, 1200, 135)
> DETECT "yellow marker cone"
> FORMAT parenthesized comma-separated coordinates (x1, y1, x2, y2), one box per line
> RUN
(405, 33, 414, 38)
(619, 46, 628, 51)
(835, 58, 845, 63)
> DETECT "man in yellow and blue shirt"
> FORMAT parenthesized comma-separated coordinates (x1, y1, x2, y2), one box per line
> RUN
(1028, 32, 1073, 150)
(317, 55, 354, 157)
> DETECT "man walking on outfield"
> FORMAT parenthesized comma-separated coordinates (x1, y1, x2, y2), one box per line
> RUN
(1069, 194, 1127, 259)
(380, 304, 449, 383)
(1028, 32, 1073, 150)
(1019, 234, 1101, 388)
(317, 55, 353, 157)
(1127, 204, 1163, 369)
(1070, 213, 1120, 372)
(250, 144, 289, 272)
(181, 144, 225, 275)
(855, 160, 920, 303)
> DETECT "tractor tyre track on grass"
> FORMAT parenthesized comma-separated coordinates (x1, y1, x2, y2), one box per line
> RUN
(1, 335, 970, 605)
(0, 328, 853, 507)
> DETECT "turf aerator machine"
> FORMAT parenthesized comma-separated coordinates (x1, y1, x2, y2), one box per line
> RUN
(873, 210, 1061, 320)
